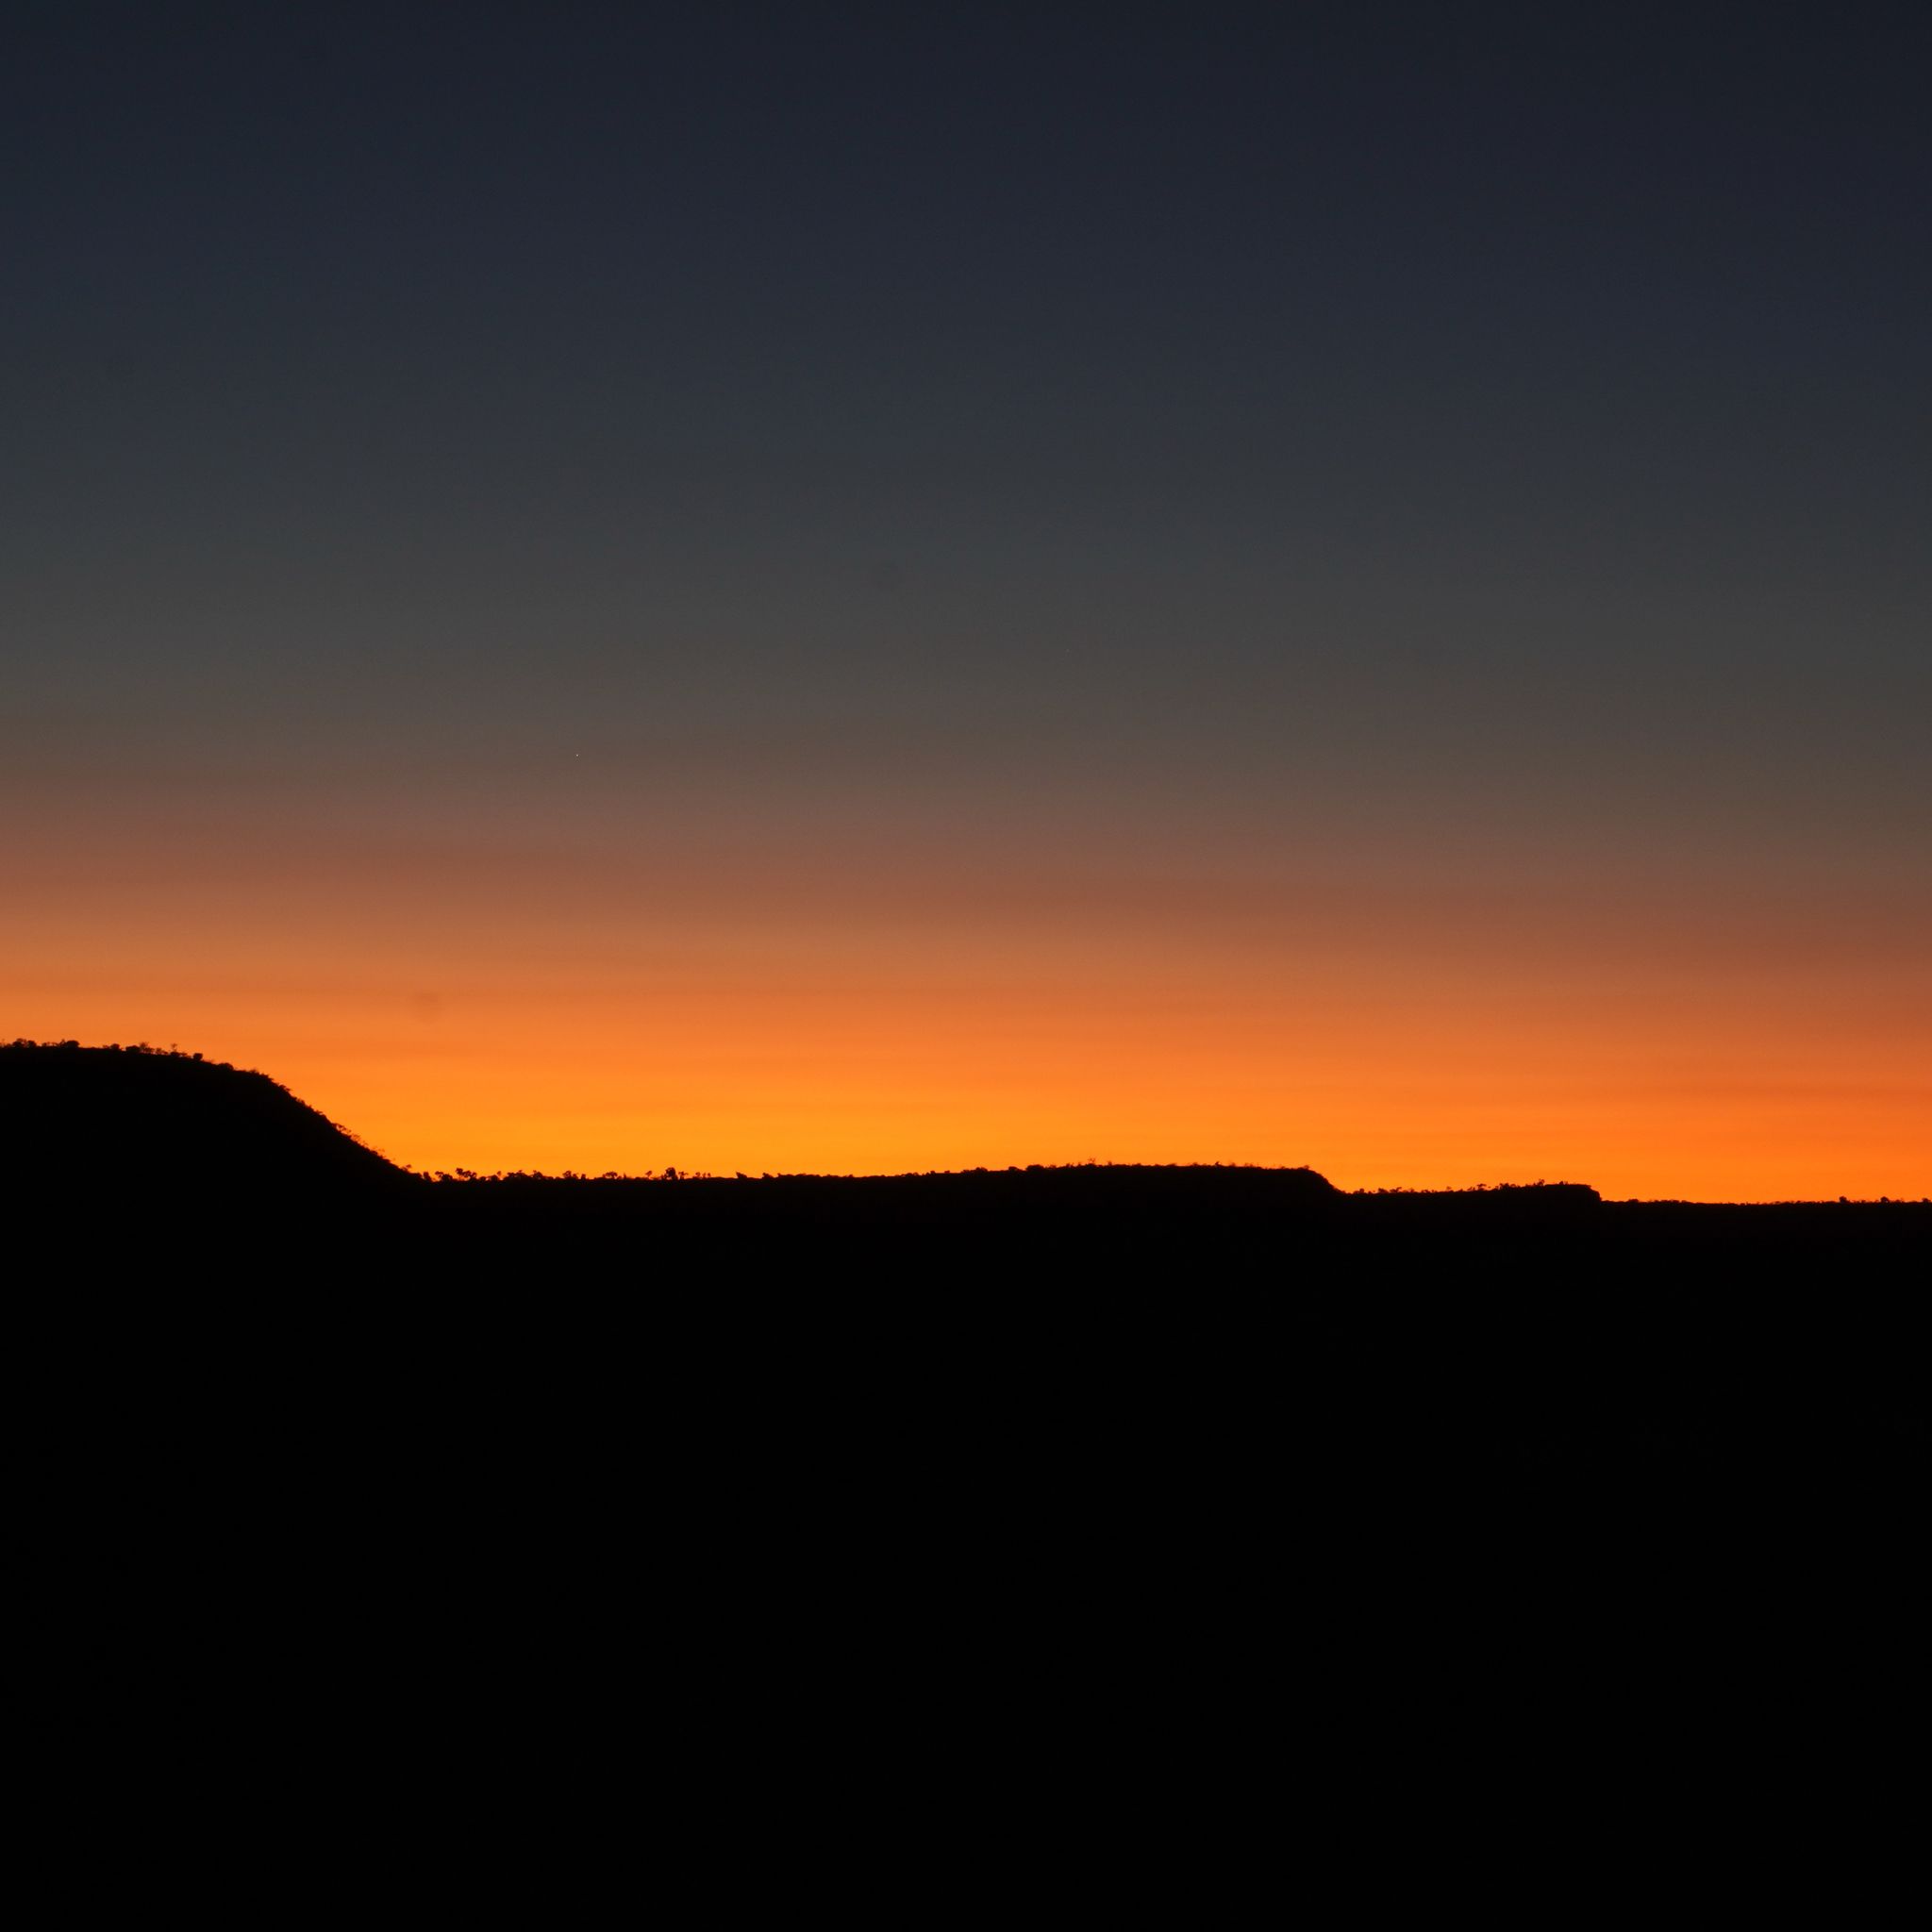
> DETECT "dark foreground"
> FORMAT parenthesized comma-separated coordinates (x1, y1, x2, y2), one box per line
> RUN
(10, 1045, 1925, 1827)
(31, 1158, 1929, 1541)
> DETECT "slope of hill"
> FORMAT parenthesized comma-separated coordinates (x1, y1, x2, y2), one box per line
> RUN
(0, 1041, 408, 1198)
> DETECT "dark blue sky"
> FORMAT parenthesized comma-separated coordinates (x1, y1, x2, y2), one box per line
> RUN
(8, 2, 1926, 823)
(11, 7, 1924, 683)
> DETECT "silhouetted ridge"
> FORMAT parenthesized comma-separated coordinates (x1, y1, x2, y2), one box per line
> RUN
(10, 1041, 1924, 1524)
(1, 1041, 408, 1197)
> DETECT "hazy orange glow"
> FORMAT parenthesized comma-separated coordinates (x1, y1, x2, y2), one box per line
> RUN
(6, 797, 1926, 1201)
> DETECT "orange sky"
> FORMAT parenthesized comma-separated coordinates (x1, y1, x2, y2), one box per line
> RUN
(7, 797, 1926, 1200)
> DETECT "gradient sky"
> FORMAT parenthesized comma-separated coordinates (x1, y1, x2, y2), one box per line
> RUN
(5, 3, 1928, 1196)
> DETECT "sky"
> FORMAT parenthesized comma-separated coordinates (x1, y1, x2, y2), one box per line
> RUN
(4, 2, 1927, 1197)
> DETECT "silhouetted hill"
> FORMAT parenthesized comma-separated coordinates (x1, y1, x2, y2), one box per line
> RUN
(9, 1042, 1924, 1479)
(0, 1041, 408, 1200)
(14, 1040, 1922, 1801)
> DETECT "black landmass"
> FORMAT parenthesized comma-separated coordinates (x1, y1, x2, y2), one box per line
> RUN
(10, 1040, 1924, 1472)
(12, 1039, 1926, 1754)
(3, 1039, 404, 1197)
